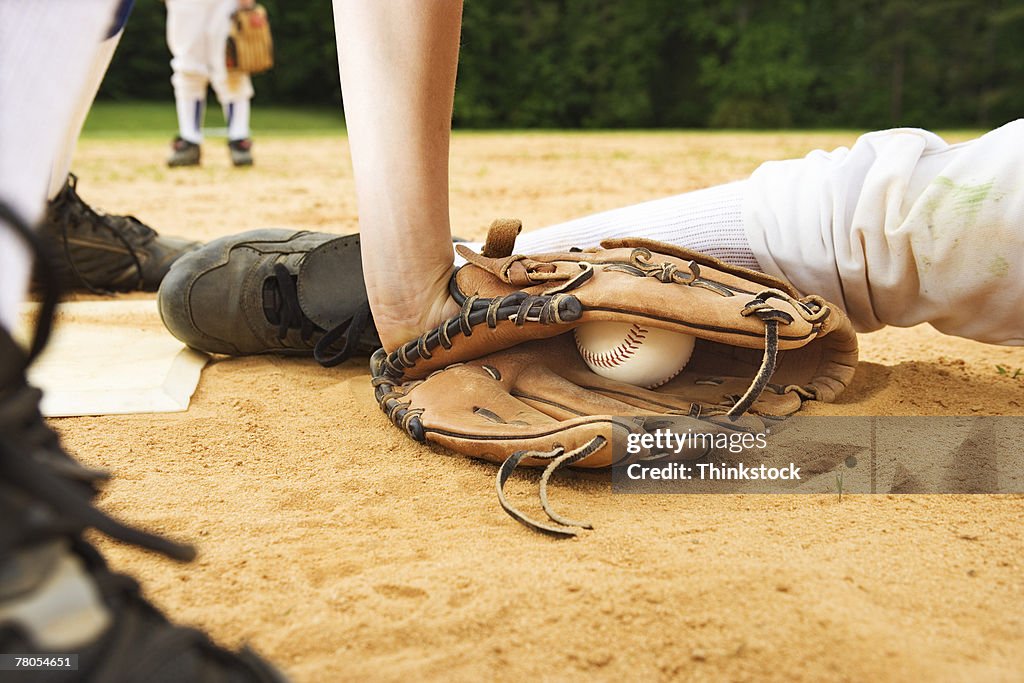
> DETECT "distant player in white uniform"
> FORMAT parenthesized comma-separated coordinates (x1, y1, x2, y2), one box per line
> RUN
(166, 0, 256, 167)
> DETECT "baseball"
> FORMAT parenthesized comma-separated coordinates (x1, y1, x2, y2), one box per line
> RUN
(574, 321, 696, 389)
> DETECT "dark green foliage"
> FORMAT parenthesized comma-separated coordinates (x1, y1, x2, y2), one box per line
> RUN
(100, 0, 1023, 129)
(98, 0, 340, 106)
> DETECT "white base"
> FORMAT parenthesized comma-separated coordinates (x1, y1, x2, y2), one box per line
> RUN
(18, 300, 208, 417)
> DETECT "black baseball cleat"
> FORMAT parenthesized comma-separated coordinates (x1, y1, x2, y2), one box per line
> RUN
(167, 136, 201, 167)
(158, 229, 379, 366)
(33, 174, 201, 293)
(0, 202, 288, 683)
(228, 139, 254, 167)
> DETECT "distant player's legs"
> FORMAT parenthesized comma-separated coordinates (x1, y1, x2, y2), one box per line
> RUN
(209, 3, 254, 145)
(166, 0, 213, 160)
(173, 75, 208, 146)
(215, 73, 255, 166)
(209, 0, 255, 164)
(223, 96, 252, 141)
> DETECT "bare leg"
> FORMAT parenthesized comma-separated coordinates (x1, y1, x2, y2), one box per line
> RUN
(333, 0, 463, 351)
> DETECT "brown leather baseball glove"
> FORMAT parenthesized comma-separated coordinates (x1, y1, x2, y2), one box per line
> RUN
(226, 4, 274, 74)
(371, 219, 858, 535)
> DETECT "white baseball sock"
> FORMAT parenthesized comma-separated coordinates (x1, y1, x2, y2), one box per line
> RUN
(223, 99, 250, 142)
(172, 72, 210, 144)
(174, 96, 206, 144)
(0, 1, 120, 334)
(455, 180, 759, 271)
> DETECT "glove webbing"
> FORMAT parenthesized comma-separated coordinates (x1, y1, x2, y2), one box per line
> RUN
(372, 250, 833, 535)
(492, 290, 829, 537)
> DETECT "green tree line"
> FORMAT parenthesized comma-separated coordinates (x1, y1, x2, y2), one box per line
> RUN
(100, 0, 1024, 129)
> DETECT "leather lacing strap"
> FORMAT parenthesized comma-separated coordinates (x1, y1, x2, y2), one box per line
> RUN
(726, 318, 781, 417)
(541, 262, 594, 294)
(727, 288, 829, 416)
(606, 248, 735, 297)
(496, 436, 606, 538)
(480, 217, 522, 258)
(727, 290, 796, 417)
(471, 251, 594, 290)
(381, 289, 583, 378)
(497, 255, 567, 284)
(369, 354, 425, 441)
(633, 248, 686, 284)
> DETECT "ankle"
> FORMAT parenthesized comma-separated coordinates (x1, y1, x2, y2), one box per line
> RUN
(371, 294, 459, 352)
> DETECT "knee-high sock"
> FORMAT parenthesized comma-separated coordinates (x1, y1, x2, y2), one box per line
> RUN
(0, 1, 120, 333)
(455, 181, 758, 270)
(209, 0, 254, 139)
(223, 98, 251, 142)
(173, 73, 207, 144)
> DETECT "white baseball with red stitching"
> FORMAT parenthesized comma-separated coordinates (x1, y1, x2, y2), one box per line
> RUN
(573, 322, 695, 389)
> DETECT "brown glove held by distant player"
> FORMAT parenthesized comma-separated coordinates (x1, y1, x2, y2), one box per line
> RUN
(226, 4, 274, 74)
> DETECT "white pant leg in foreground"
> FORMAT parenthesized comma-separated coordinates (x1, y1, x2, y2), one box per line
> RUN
(47, 26, 124, 199)
(744, 121, 1024, 345)
(0, 1, 121, 332)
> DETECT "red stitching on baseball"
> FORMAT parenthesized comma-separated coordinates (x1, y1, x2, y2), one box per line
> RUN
(577, 324, 649, 368)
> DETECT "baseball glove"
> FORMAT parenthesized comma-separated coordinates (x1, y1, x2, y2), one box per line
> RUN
(371, 219, 858, 535)
(226, 4, 274, 74)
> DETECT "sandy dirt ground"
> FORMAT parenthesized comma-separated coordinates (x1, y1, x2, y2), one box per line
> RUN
(51, 131, 1024, 682)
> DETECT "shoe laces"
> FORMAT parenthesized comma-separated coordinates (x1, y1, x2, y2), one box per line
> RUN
(51, 173, 151, 294)
(2, 201, 284, 682)
(0, 199, 195, 562)
(265, 262, 372, 367)
(0, 388, 195, 563)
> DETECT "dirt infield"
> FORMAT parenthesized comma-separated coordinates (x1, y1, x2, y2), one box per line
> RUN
(58, 131, 1024, 681)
